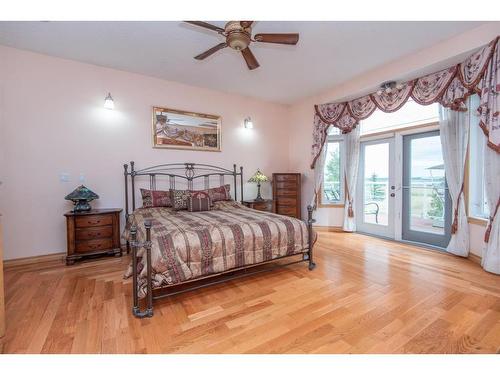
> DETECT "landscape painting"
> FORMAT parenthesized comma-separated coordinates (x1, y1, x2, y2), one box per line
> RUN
(152, 106, 221, 151)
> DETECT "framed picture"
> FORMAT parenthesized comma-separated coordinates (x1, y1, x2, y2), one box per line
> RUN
(152, 106, 221, 151)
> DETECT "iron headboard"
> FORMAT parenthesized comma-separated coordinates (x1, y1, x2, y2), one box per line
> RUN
(123, 161, 244, 218)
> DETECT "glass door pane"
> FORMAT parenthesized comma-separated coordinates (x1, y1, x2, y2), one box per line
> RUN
(402, 131, 451, 248)
(357, 139, 395, 239)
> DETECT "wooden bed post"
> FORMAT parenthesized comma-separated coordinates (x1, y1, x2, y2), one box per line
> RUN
(307, 205, 316, 270)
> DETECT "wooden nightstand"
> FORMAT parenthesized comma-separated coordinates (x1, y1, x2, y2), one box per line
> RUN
(64, 208, 122, 265)
(242, 199, 275, 213)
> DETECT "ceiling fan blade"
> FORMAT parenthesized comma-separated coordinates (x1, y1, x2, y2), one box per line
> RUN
(254, 33, 299, 45)
(240, 21, 254, 28)
(194, 43, 227, 60)
(185, 21, 225, 33)
(241, 47, 259, 70)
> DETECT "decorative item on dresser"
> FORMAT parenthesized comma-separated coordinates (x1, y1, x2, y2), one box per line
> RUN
(272, 173, 302, 219)
(242, 199, 274, 213)
(64, 208, 122, 265)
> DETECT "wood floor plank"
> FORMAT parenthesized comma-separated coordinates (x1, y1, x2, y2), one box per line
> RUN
(2, 232, 500, 353)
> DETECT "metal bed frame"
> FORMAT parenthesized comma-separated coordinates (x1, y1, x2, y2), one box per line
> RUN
(123, 161, 316, 318)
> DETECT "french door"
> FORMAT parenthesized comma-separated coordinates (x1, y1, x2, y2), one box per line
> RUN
(356, 138, 396, 239)
(402, 131, 451, 248)
(356, 129, 452, 249)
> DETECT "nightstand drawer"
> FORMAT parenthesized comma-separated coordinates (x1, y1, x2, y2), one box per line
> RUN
(75, 226, 113, 240)
(252, 202, 272, 211)
(75, 214, 113, 228)
(75, 238, 113, 253)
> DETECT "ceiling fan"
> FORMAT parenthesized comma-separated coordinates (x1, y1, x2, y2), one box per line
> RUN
(185, 21, 299, 70)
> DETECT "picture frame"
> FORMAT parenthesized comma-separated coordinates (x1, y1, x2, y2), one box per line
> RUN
(152, 106, 222, 152)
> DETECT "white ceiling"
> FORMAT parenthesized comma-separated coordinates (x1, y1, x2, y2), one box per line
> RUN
(0, 21, 486, 104)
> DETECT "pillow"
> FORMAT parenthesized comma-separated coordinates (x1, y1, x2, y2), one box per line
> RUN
(207, 184, 231, 202)
(140, 188, 171, 208)
(187, 191, 211, 212)
(170, 189, 191, 211)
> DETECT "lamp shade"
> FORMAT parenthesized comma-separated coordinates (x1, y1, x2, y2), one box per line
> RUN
(248, 170, 269, 183)
(65, 185, 99, 212)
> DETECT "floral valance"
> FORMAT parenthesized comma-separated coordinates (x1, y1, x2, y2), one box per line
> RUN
(311, 36, 500, 169)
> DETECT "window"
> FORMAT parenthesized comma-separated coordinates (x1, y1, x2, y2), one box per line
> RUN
(468, 94, 490, 219)
(322, 126, 344, 204)
(360, 99, 439, 135)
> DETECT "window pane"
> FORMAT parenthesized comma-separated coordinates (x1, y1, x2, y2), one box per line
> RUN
(363, 143, 389, 225)
(409, 135, 445, 234)
(323, 142, 341, 202)
(327, 126, 340, 136)
(361, 99, 439, 135)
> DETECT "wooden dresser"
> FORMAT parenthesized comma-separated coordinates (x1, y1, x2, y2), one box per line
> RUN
(242, 199, 274, 213)
(64, 208, 122, 265)
(272, 173, 301, 219)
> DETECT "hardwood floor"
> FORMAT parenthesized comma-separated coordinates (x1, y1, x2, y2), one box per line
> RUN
(1, 232, 499, 354)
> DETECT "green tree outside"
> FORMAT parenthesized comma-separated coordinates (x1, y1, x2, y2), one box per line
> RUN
(325, 144, 341, 201)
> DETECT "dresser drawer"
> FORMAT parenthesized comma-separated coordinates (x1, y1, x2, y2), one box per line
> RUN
(274, 174, 298, 182)
(275, 197, 297, 206)
(75, 214, 113, 228)
(276, 206, 298, 217)
(275, 181, 298, 190)
(75, 238, 113, 253)
(276, 189, 298, 197)
(75, 226, 113, 241)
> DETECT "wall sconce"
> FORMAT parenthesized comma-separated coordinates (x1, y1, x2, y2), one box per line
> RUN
(104, 92, 115, 110)
(244, 117, 254, 129)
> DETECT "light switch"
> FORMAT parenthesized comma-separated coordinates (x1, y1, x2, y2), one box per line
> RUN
(59, 173, 70, 182)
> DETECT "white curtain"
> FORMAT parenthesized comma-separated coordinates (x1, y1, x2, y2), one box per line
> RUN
(482, 144, 500, 274)
(439, 106, 470, 256)
(342, 125, 361, 232)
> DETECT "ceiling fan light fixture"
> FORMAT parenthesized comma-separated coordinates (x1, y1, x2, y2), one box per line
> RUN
(224, 22, 251, 51)
(227, 31, 251, 51)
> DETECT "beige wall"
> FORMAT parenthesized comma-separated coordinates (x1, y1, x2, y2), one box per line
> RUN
(288, 23, 500, 257)
(0, 46, 290, 260)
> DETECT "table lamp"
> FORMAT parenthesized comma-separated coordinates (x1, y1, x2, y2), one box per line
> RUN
(248, 169, 269, 201)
